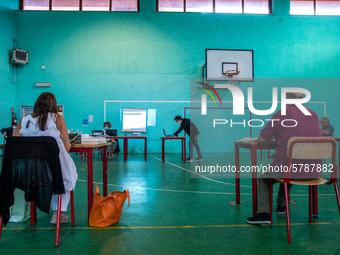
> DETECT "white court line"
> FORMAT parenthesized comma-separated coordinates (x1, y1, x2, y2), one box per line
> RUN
(77, 153, 335, 196)
(77, 154, 336, 196)
(143, 155, 337, 196)
(77, 155, 335, 196)
(77, 179, 335, 196)
(148, 154, 252, 188)
(77, 179, 248, 195)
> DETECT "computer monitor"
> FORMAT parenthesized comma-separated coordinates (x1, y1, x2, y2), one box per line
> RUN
(92, 130, 104, 136)
(106, 129, 117, 136)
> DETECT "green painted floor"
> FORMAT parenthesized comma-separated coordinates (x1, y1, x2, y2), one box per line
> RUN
(1, 152, 340, 254)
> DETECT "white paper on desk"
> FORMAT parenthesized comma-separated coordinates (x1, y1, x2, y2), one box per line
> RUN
(82, 134, 90, 138)
(236, 137, 258, 142)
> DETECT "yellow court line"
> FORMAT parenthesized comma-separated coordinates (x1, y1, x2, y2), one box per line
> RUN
(2, 222, 339, 231)
(78, 167, 86, 172)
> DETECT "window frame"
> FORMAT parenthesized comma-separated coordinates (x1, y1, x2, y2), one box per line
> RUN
(156, 0, 272, 14)
(290, 0, 340, 16)
(21, 105, 64, 117)
(20, 0, 140, 12)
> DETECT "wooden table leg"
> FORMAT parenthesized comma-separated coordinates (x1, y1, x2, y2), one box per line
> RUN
(251, 146, 258, 216)
(181, 138, 183, 161)
(312, 186, 318, 216)
(87, 149, 93, 220)
(184, 137, 186, 161)
(103, 147, 107, 196)
(235, 144, 240, 204)
(144, 137, 147, 161)
(124, 138, 128, 161)
(162, 139, 165, 163)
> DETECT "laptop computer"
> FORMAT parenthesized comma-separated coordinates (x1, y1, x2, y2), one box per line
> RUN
(106, 129, 117, 136)
(70, 133, 81, 144)
(92, 130, 104, 136)
(161, 129, 174, 138)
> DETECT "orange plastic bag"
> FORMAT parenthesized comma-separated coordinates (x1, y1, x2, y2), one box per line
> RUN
(89, 185, 130, 227)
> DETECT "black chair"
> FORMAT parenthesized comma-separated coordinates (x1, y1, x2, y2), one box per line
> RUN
(0, 136, 75, 246)
(106, 129, 120, 155)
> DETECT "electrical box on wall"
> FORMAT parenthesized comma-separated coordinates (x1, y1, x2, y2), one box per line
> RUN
(11, 48, 28, 65)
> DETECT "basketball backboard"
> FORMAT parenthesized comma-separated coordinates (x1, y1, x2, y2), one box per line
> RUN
(205, 49, 254, 82)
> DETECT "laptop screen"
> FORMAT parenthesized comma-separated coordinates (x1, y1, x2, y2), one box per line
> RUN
(92, 130, 104, 136)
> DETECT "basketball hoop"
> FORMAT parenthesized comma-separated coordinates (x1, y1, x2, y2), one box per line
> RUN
(225, 70, 240, 78)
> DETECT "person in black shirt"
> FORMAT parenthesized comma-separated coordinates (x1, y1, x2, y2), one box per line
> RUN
(173, 115, 202, 162)
(1, 122, 17, 141)
(320, 117, 334, 137)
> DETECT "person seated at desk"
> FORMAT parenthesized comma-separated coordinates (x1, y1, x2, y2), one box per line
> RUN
(14, 92, 78, 224)
(103, 121, 118, 159)
(320, 116, 334, 137)
(247, 92, 322, 224)
(1, 122, 17, 141)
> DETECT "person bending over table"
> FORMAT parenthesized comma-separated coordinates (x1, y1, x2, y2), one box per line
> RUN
(247, 92, 322, 224)
(320, 116, 334, 137)
(173, 115, 202, 162)
(14, 92, 78, 224)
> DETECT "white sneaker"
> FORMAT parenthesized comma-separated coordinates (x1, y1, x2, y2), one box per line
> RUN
(195, 158, 203, 162)
(186, 159, 194, 162)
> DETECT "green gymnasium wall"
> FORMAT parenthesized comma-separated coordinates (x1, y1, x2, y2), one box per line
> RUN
(4, 0, 340, 152)
(0, 0, 18, 144)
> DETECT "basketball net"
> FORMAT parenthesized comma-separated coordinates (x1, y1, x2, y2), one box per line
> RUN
(225, 70, 240, 85)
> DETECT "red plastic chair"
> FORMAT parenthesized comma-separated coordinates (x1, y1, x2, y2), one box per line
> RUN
(27, 191, 75, 246)
(269, 137, 340, 244)
(0, 136, 75, 246)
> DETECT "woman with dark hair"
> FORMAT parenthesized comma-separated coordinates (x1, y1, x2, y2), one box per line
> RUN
(14, 92, 77, 223)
